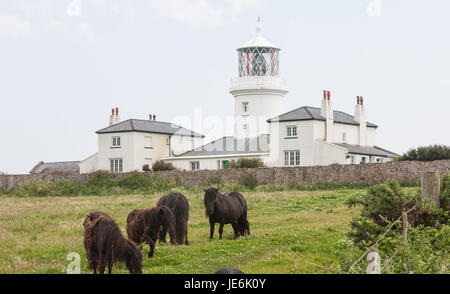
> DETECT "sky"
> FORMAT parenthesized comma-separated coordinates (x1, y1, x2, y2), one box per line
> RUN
(0, 0, 449, 174)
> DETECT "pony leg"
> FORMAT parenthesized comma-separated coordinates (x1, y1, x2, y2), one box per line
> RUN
(108, 262, 113, 274)
(159, 228, 167, 244)
(209, 222, 215, 240)
(168, 224, 176, 245)
(98, 256, 107, 274)
(148, 242, 155, 258)
(218, 224, 224, 240)
(231, 222, 240, 239)
(184, 223, 190, 246)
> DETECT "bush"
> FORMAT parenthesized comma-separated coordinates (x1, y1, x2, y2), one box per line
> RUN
(142, 164, 151, 172)
(152, 160, 176, 172)
(394, 145, 450, 162)
(239, 173, 258, 190)
(347, 177, 449, 249)
(226, 158, 265, 169)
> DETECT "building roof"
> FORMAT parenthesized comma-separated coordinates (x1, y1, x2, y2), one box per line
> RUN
(174, 135, 270, 158)
(334, 143, 399, 158)
(30, 161, 80, 174)
(267, 106, 378, 128)
(96, 119, 205, 138)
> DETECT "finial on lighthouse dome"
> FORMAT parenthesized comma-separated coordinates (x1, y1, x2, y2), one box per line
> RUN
(256, 17, 262, 36)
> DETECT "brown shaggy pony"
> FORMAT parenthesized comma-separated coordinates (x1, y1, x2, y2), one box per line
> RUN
(83, 211, 143, 274)
(127, 206, 175, 258)
(157, 193, 190, 245)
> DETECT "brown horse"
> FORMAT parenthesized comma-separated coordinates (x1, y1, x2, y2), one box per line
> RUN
(83, 211, 143, 274)
(157, 193, 190, 245)
(204, 188, 250, 240)
(127, 207, 175, 258)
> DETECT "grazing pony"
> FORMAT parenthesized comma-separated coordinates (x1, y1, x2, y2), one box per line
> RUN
(214, 267, 245, 274)
(83, 211, 143, 274)
(204, 188, 250, 240)
(157, 193, 190, 245)
(127, 207, 176, 250)
(140, 206, 175, 258)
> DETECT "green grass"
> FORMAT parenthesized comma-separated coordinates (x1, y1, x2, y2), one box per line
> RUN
(0, 187, 420, 274)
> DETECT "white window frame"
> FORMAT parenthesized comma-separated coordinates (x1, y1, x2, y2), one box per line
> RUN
(145, 136, 153, 148)
(110, 158, 123, 173)
(190, 161, 200, 171)
(284, 150, 300, 166)
(286, 125, 297, 137)
(112, 136, 121, 147)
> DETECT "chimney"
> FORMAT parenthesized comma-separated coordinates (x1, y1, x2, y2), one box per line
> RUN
(115, 107, 121, 124)
(354, 96, 367, 146)
(109, 108, 115, 126)
(321, 90, 334, 142)
(153, 115, 156, 121)
(149, 114, 152, 120)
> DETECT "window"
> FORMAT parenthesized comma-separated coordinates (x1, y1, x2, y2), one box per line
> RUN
(284, 150, 300, 166)
(350, 156, 355, 164)
(361, 157, 367, 164)
(110, 158, 123, 173)
(242, 102, 249, 113)
(145, 136, 153, 149)
(112, 136, 121, 147)
(190, 161, 200, 171)
(286, 125, 297, 137)
(342, 132, 347, 143)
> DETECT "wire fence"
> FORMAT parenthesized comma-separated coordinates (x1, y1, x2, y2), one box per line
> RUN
(346, 206, 416, 274)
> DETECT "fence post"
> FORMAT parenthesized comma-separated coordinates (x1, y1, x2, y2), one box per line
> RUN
(402, 211, 408, 245)
(421, 171, 441, 209)
(366, 247, 381, 274)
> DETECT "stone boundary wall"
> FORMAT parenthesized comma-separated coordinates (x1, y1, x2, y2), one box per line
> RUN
(1, 160, 449, 190)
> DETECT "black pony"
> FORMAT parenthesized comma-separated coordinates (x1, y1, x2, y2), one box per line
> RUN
(157, 193, 190, 245)
(204, 188, 250, 240)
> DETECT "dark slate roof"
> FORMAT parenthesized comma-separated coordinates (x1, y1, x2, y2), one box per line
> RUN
(175, 135, 270, 157)
(30, 161, 80, 174)
(96, 119, 204, 138)
(267, 106, 378, 128)
(334, 143, 399, 158)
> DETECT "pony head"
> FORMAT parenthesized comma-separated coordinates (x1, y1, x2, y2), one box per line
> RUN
(125, 239, 143, 274)
(204, 187, 219, 216)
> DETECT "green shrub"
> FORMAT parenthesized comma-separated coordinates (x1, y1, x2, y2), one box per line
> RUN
(142, 164, 151, 172)
(347, 178, 449, 249)
(395, 145, 450, 162)
(239, 173, 258, 190)
(152, 160, 176, 172)
(226, 158, 265, 169)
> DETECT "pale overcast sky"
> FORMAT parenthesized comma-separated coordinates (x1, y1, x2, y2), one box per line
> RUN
(0, 0, 449, 174)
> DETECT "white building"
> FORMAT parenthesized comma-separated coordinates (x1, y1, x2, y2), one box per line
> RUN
(78, 21, 398, 174)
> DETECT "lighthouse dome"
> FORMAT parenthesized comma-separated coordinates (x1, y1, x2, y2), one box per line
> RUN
(237, 19, 280, 50)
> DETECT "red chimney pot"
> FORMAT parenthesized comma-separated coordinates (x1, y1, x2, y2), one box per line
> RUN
(115, 107, 119, 115)
(153, 115, 156, 121)
(360, 97, 364, 106)
(112, 108, 115, 115)
(327, 91, 331, 101)
(323, 90, 327, 100)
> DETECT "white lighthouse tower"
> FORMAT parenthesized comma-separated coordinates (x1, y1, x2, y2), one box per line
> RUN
(230, 18, 288, 139)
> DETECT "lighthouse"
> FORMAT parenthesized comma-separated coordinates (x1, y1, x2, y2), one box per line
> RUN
(230, 18, 288, 139)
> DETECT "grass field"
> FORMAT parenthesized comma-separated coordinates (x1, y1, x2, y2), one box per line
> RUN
(0, 187, 419, 274)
